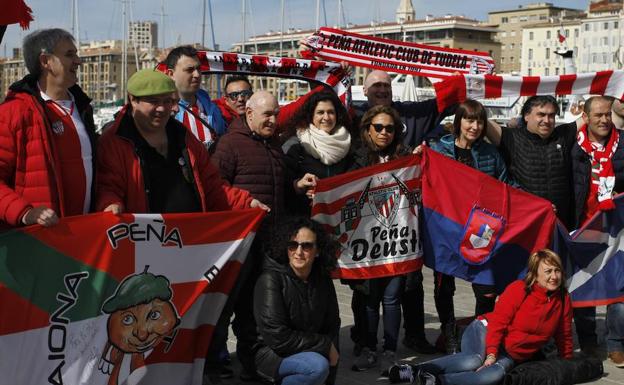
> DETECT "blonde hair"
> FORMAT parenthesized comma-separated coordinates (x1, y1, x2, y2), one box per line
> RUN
(524, 249, 566, 294)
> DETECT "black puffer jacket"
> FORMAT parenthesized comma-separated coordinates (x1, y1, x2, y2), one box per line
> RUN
(500, 121, 577, 228)
(571, 128, 624, 229)
(282, 135, 354, 215)
(253, 256, 340, 380)
(211, 117, 291, 224)
(503, 356, 603, 385)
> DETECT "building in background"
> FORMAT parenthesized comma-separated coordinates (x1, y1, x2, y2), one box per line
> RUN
(129, 20, 158, 50)
(488, 2, 584, 74)
(231, 1, 500, 102)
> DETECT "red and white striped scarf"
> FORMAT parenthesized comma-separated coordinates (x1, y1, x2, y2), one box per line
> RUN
(577, 124, 619, 211)
(433, 71, 624, 112)
(159, 51, 351, 106)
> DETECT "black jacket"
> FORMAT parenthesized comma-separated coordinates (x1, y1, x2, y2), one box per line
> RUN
(571, 128, 624, 229)
(253, 256, 340, 380)
(500, 121, 577, 228)
(282, 135, 354, 215)
(352, 98, 456, 148)
(503, 356, 603, 385)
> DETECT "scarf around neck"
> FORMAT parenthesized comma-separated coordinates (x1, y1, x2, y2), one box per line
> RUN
(297, 124, 351, 165)
(577, 124, 619, 211)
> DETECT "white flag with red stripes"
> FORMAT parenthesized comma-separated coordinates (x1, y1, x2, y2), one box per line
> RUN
(433, 71, 624, 112)
(0, 210, 265, 385)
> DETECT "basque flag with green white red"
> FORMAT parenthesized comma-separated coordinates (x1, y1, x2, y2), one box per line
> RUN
(0, 209, 264, 385)
(311, 155, 423, 279)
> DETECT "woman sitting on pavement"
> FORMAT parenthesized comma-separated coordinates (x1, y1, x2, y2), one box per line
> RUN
(253, 217, 340, 385)
(282, 90, 353, 215)
(426, 99, 512, 353)
(386, 249, 573, 385)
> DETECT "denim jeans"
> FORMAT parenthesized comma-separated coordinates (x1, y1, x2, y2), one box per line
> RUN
(417, 320, 515, 385)
(606, 302, 624, 353)
(277, 351, 329, 385)
(365, 275, 405, 351)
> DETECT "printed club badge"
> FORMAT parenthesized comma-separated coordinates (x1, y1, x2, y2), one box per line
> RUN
(459, 206, 505, 265)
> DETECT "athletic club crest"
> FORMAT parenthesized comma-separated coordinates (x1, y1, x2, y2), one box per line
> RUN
(368, 186, 400, 227)
(51, 120, 64, 135)
(470, 56, 495, 75)
(459, 206, 505, 265)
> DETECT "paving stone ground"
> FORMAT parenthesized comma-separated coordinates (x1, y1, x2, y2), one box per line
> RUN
(216, 267, 624, 385)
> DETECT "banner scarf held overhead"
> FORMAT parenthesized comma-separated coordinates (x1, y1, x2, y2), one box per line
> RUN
(433, 71, 624, 112)
(0, 210, 265, 385)
(180, 51, 352, 106)
(300, 27, 495, 79)
(311, 155, 424, 280)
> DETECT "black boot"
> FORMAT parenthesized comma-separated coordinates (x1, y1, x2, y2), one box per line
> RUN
(443, 322, 459, 355)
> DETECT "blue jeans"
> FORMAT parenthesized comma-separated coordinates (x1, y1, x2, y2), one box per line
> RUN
(606, 302, 624, 353)
(365, 275, 405, 351)
(277, 352, 329, 385)
(417, 320, 515, 385)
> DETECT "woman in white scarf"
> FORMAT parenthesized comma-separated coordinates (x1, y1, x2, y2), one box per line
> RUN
(283, 90, 353, 215)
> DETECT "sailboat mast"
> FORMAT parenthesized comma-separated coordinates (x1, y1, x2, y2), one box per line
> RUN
(241, 0, 246, 53)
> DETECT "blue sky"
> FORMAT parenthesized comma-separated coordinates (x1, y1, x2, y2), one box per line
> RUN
(1, 0, 590, 57)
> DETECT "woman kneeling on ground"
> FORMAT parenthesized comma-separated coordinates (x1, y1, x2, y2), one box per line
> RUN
(387, 249, 573, 385)
(253, 217, 340, 385)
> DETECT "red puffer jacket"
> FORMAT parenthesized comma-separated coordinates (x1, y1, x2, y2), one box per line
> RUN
(96, 105, 252, 213)
(0, 75, 96, 228)
(483, 280, 573, 362)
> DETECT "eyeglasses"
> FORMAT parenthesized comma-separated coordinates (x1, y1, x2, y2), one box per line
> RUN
(227, 90, 253, 100)
(286, 241, 316, 252)
(371, 123, 395, 133)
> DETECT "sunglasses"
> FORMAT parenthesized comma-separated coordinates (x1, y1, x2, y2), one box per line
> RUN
(227, 90, 253, 100)
(286, 241, 316, 252)
(371, 123, 395, 133)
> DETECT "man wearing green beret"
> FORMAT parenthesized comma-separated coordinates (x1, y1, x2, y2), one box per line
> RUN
(95, 68, 268, 214)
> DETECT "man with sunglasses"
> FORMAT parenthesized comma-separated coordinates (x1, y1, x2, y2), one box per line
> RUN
(165, 45, 226, 150)
(214, 75, 254, 127)
(0, 28, 96, 230)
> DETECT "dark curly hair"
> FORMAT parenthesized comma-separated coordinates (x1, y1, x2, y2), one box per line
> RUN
(285, 90, 349, 139)
(266, 216, 338, 274)
(359, 105, 405, 165)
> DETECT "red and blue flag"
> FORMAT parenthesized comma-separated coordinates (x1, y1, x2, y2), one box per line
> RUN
(421, 148, 556, 290)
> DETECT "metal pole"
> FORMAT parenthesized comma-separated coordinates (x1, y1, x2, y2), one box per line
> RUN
(337, 0, 342, 28)
(241, 0, 246, 53)
(280, 0, 284, 56)
(315, 0, 320, 30)
(202, 0, 206, 47)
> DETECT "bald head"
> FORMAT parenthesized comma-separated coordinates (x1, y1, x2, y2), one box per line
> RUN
(245, 90, 279, 138)
(364, 70, 392, 107)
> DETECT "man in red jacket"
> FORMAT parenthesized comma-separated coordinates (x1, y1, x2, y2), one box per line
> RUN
(0, 28, 96, 229)
(95, 68, 267, 214)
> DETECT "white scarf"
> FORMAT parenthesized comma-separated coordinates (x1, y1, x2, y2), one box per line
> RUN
(298, 124, 351, 165)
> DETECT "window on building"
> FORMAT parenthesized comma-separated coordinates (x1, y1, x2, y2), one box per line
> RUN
(501, 31, 507, 37)
(545, 68, 549, 76)
(501, 57, 505, 63)
(511, 17, 518, 23)
(615, 22, 619, 29)
(511, 31, 516, 37)
(565, 29, 569, 37)
(584, 24, 590, 31)
(546, 48, 550, 59)
(604, 22, 609, 30)
(510, 56, 514, 63)
(529, 31, 534, 40)
(546, 31, 551, 39)
(528, 68, 532, 75)
(510, 43, 515, 49)
(555, 67, 559, 75)
(502, 17, 508, 23)
(603, 37, 609, 45)
(575, 29, 579, 38)
(519, 16, 528, 22)
(528, 48, 533, 60)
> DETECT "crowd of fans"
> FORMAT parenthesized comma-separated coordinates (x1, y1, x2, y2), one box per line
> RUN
(1, 28, 623, 385)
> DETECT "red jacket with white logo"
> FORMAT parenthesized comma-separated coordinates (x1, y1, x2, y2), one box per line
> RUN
(96, 105, 253, 213)
(483, 280, 573, 362)
(0, 75, 96, 228)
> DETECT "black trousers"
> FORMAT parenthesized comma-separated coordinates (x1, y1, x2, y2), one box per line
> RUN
(402, 270, 426, 339)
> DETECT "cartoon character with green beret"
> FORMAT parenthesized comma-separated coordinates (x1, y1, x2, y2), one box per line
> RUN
(98, 267, 180, 385)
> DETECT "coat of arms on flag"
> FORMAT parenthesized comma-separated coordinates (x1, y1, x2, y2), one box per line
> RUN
(312, 155, 424, 279)
(459, 206, 506, 265)
(0, 210, 264, 385)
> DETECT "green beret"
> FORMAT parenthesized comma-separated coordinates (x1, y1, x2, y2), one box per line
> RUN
(127, 68, 176, 97)
(102, 272, 172, 314)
